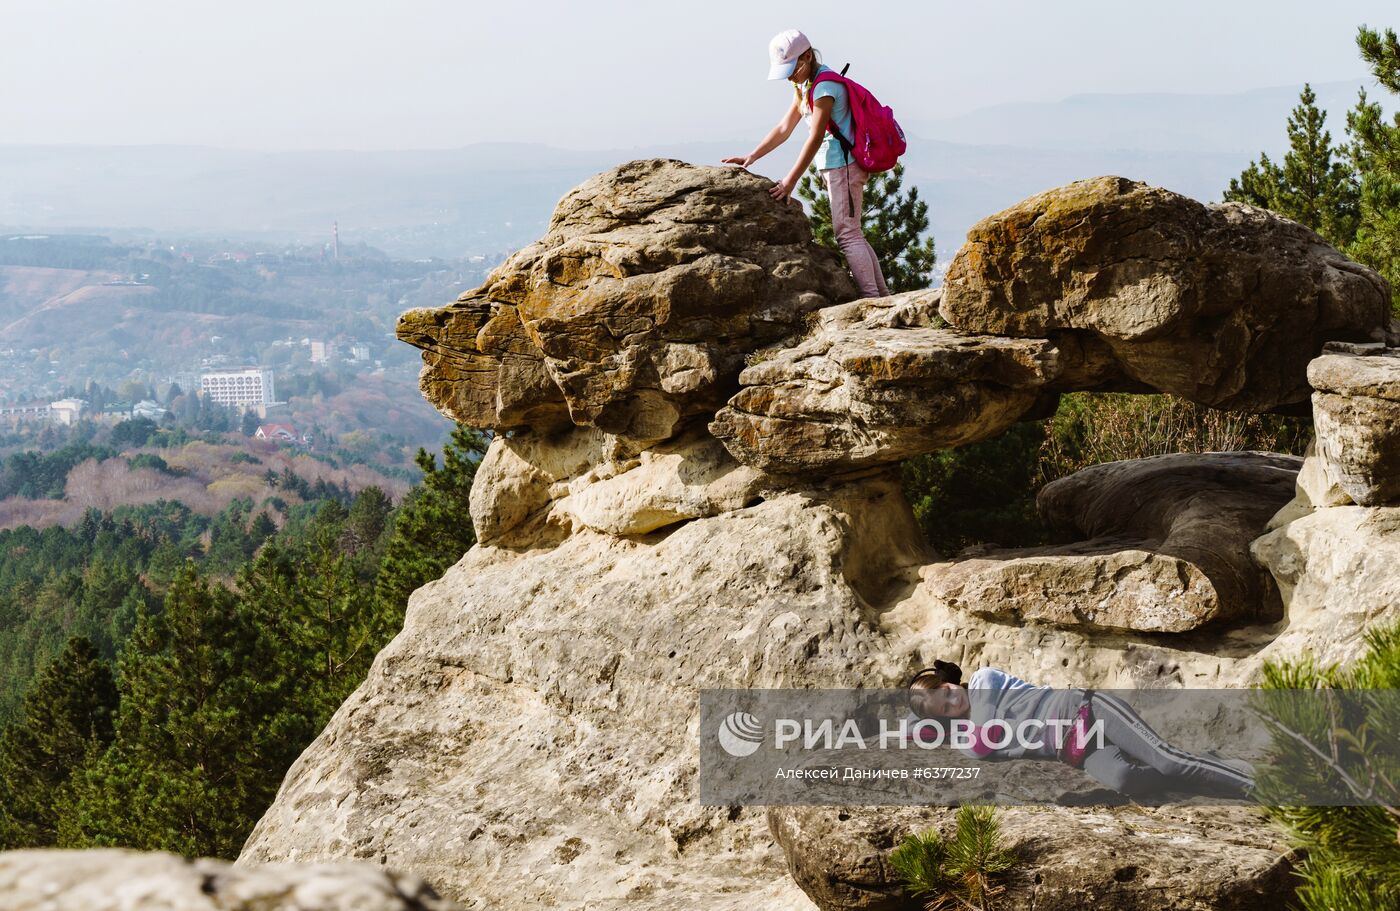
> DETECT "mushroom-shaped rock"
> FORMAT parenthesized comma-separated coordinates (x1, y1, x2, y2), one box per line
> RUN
(1308, 343, 1400, 506)
(926, 452, 1301, 632)
(398, 159, 857, 444)
(941, 176, 1391, 412)
(710, 290, 1061, 473)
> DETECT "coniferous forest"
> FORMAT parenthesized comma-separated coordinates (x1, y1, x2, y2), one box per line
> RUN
(0, 425, 483, 857)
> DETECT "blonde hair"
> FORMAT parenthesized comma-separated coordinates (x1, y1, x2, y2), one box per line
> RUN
(792, 48, 822, 114)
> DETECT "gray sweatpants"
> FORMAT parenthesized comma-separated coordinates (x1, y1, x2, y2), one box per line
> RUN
(1080, 692, 1255, 800)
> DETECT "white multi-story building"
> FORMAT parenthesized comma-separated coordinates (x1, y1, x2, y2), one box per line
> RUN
(49, 398, 87, 425)
(0, 402, 51, 423)
(200, 367, 275, 415)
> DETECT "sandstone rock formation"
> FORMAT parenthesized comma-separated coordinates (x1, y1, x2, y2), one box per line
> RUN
(398, 159, 857, 444)
(1251, 504, 1400, 670)
(467, 424, 766, 547)
(710, 290, 1063, 473)
(941, 176, 1392, 412)
(241, 477, 921, 911)
(243, 165, 1400, 911)
(396, 297, 570, 432)
(770, 804, 1296, 911)
(0, 849, 458, 911)
(1308, 343, 1400, 506)
(925, 452, 1299, 633)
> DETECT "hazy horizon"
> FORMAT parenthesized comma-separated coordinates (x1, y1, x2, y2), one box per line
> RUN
(5, 0, 1397, 152)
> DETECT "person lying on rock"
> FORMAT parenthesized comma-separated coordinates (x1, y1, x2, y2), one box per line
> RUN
(722, 28, 890, 300)
(907, 660, 1256, 801)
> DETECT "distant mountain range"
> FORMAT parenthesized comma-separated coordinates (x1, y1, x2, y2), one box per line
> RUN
(909, 79, 1371, 154)
(0, 80, 1382, 261)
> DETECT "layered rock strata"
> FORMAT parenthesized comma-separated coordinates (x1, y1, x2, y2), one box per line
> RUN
(398, 159, 857, 444)
(710, 291, 1061, 473)
(397, 298, 569, 432)
(1307, 343, 1400, 506)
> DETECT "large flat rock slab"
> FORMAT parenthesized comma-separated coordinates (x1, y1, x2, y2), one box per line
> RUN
(711, 291, 1060, 473)
(924, 452, 1300, 633)
(941, 176, 1391, 412)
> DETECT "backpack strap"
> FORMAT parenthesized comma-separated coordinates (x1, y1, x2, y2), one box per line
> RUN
(806, 71, 855, 158)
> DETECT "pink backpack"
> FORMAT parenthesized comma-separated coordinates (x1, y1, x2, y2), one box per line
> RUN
(808, 69, 907, 173)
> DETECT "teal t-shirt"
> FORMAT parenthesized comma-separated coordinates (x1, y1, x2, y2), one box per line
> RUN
(809, 65, 855, 170)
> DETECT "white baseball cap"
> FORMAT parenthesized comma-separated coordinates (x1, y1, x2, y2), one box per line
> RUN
(767, 29, 811, 80)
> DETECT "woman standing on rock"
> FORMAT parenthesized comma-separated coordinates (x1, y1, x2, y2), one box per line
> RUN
(908, 660, 1257, 800)
(723, 28, 890, 300)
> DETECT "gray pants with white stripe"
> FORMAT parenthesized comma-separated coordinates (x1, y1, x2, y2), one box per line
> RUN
(1080, 692, 1255, 800)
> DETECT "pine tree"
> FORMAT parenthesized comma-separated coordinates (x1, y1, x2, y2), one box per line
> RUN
(374, 425, 485, 621)
(231, 509, 394, 749)
(66, 564, 286, 857)
(281, 509, 382, 720)
(343, 486, 391, 556)
(1358, 25, 1400, 93)
(1347, 26, 1400, 314)
(796, 162, 938, 292)
(1225, 84, 1360, 247)
(0, 637, 116, 848)
(1255, 617, 1400, 910)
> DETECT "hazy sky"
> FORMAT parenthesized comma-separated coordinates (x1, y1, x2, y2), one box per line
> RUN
(5, 0, 1395, 151)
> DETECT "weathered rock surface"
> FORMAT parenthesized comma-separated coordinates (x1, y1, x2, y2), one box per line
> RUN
(244, 456, 1342, 909)
(711, 291, 1061, 473)
(1308, 344, 1400, 506)
(1293, 438, 1353, 509)
(941, 176, 1391, 412)
(397, 298, 570, 432)
(244, 168, 1400, 911)
(1251, 504, 1400, 669)
(928, 543, 1219, 634)
(925, 452, 1299, 632)
(770, 804, 1296, 911)
(552, 430, 765, 537)
(241, 477, 924, 910)
(468, 424, 766, 546)
(0, 848, 459, 911)
(399, 159, 856, 443)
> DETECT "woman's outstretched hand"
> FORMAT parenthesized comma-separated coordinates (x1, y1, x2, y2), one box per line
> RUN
(721, 156, 752, 167)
